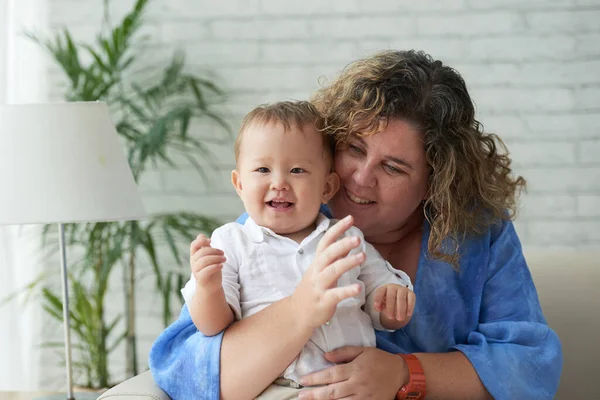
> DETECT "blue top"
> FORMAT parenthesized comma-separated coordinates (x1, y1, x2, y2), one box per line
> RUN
(149, 211, 562, 400)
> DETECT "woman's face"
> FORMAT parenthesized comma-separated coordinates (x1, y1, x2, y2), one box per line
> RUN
(329, 119, 430, 241)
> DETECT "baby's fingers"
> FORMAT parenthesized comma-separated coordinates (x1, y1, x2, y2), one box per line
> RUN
(373, 286, 387, 312)
(394, 289, 407, 321)
(316, 215, 354, 254)
(191, 246, 224, 263)
(195, 264, 223, 283)
(316, 236, 361, 273)
(190, 234, 211, 256)
(324, 284, 361, 306)
(385, 286, 397, 320)
(406, 289, 416, 318)
(193, 254, 226, 271)
(320, 251, 365, 289)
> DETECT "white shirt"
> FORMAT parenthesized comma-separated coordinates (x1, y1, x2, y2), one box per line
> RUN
(181, 213, 412, 383)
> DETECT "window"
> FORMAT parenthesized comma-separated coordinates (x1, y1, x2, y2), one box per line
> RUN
(0, 0, 48, 391)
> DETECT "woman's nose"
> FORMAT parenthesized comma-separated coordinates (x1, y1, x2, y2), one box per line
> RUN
(352, 163, 376, 187)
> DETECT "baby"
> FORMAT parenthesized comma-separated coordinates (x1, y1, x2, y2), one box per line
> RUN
(181, 101, 415, 395)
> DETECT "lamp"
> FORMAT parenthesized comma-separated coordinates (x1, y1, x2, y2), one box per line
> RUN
(0, 102, 147, 399)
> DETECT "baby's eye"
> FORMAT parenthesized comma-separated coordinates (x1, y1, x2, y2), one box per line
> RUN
(290, 168, 306, 174)
(256, 167, 270, 173)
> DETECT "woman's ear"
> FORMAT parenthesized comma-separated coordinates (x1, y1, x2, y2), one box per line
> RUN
(322, 172, 340, 204)
(231, 169, 243, 197)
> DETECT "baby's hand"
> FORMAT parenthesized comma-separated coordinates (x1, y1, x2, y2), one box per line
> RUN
(190, 234, 226, 291)
(374, 283, 415, 326)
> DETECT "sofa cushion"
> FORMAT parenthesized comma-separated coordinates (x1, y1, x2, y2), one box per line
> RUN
(526, 251, 600, 400)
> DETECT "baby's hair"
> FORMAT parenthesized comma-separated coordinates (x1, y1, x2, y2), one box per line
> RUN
(234, 100, 334, 162)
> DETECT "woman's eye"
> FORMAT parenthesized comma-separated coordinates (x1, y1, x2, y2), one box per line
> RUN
(349, 144, 364, 154)
(384, 164, 402, 174)
(290, 167, 305, 174)
(256, 167, 270, 173)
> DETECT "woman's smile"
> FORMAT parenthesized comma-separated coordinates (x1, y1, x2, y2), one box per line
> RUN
(344, 187, 375, 205)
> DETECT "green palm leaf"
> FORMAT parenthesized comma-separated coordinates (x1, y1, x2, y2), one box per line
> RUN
(28, 0, 230, 388)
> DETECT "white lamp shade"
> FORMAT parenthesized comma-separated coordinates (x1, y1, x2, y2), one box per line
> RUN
(0, 102, 147, 225)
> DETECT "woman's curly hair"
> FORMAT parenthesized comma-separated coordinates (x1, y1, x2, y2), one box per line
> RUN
(312, 50, 526, 269)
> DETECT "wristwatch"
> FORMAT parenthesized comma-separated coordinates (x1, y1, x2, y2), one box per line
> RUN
(396, 353, 427, 400)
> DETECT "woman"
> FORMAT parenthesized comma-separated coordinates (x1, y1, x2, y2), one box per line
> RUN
(150, 50, 562, 400)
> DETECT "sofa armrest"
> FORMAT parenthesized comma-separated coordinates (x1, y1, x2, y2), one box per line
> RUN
(97, 370, 170, 400)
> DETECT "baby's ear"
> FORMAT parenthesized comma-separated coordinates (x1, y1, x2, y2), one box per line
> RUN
(231, 169, 243, 196)
(322, 172, 340, 203)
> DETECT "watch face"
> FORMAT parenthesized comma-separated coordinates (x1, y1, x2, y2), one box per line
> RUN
(399, 386, 424, 400)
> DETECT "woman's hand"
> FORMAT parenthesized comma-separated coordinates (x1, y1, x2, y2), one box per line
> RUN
(298, 346, 408, 399)
(291, 215, 365, 329)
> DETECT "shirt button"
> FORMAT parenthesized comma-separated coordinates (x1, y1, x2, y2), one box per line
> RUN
(298, 249, 304, 254)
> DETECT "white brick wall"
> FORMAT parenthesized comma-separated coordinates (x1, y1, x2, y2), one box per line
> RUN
(44, 0, 600, 387)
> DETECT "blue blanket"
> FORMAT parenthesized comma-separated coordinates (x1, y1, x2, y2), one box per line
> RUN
(149, 305, 221, 399)
(149, 215, 562, 400)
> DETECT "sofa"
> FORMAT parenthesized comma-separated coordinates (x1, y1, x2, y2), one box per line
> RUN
(97, 251, 600, 400)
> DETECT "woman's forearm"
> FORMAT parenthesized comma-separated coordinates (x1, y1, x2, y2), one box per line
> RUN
(220, 296, 313, 400)
(414, 352, 493, 400)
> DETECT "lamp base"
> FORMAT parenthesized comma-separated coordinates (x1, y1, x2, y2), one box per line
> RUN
(34, 392, 101, 400)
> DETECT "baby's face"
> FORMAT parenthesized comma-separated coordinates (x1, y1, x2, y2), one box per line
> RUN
(232, 122, 338, 237)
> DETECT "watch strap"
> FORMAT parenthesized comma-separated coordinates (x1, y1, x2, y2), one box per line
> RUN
(396, 353, 427, 400)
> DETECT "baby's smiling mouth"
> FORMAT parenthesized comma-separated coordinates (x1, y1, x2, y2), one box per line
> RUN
(266, 200, 294, 209)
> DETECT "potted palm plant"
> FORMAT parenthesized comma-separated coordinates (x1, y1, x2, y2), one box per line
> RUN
(31, 0, 230, 388)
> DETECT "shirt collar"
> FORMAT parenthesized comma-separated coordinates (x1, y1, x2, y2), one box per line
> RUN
(242, 216, 267, 243)
(241, 213, 331, 243)
(314, 212, 331, 234)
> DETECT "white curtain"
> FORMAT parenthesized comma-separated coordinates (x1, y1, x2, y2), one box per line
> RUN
(0, 0, 48, 390)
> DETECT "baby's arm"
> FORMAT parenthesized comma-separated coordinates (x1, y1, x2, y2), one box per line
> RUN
(187, 233, 235, 336)
(352, 227, 415, 331)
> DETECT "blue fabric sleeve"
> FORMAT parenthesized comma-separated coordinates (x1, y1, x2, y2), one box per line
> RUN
(149, 305, 222, 400)
(452, 220, 563, 400)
